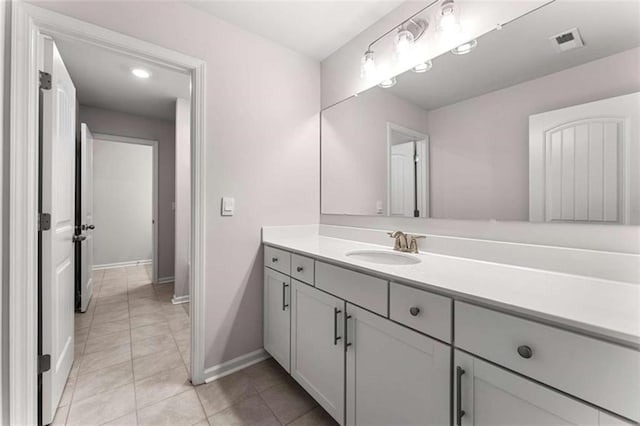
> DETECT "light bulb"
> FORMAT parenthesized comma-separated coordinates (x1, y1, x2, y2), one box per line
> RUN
(438, 0, 460, 35)
(360, 50, 376, 79)
(394, 28, 415, 55)
(412, 60, 433, 73)
(131, 68, 151, 79)
(451, 39, 477, 55)
(378, 77, 397, 89)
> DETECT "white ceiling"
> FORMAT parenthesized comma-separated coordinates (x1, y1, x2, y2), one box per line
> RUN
(56, 38, 191, 120)
(186, 0, 404, 60)
(387, 1, 640, 111)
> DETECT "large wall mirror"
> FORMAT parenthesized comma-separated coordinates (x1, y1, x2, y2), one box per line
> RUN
(321, 1, 640, 225)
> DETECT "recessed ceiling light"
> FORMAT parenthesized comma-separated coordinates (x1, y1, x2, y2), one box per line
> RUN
(451, 39, 478, 55)
(131, 68, 151, 79)
(378, 77, 397, 89)
(412, 60, 433, 73)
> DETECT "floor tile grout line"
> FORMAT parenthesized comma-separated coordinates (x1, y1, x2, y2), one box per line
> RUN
(255, 386, 286, 426)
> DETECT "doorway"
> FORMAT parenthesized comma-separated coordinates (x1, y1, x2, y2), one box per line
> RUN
(9, 3, 207, 424)
(90, 134, 159, 284)
(386, 122, 430, 218)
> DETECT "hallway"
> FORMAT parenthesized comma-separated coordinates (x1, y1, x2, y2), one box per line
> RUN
(54, 265, 335, 426)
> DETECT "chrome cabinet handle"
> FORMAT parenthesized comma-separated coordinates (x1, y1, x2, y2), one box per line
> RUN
(72, 234, 87, 243)
(456, 366, 466, 426)
(334, 308, 342, 345)
(272, 257, 278, 263)
(296, 266, 304, 272)
(517, 345, 533, 359)
(281, 282, 289, 311)
(409, 306, 421, 316)
(87, 224, 95, 230)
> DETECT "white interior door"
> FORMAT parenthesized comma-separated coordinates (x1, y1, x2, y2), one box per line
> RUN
(79, 123, 94, 312)
(41, 36, 76, 424)
(529, 92, 639, 224)
(389, 141, 416, 217)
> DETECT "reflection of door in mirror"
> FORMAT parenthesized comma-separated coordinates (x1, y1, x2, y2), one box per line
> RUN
(387, 123, 430, 218)
(529, 92, 639, 225)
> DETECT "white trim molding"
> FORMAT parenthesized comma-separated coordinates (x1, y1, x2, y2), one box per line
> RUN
(171, 294, 190, 305)
(204, 350, 270, 384)
(93, 259, 152, 270)
(8, 2, 207, 423)
(158, 276, 175, 285)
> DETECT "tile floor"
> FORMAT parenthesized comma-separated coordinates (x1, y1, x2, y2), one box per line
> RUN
(53, 264, 336, 426)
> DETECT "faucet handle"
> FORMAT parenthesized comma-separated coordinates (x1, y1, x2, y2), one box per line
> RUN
(408, 235, 426, 253)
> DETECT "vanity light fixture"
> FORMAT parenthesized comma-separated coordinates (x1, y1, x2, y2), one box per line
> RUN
(394, 19, 428, 57)
(438, 0, 461, 35)
(378, 76, 397, 88)
(451, 39, 477, 55)
(131, 68, 151, 79)
(360, 4, 432, 80)
(360, 49, 376, 79)
(412, 59, 433, 73)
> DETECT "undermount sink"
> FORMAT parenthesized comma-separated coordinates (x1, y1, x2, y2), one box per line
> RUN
(345, 249, 421, 265)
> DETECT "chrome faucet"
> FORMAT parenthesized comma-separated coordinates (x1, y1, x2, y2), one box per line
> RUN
(388, 231, 425, 254)
(388, 231, 409, 252)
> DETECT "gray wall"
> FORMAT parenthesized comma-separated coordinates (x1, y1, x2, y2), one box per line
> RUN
(79, 105, 176, 280)
(36, 1, 321, 370)
(93, 139, 153, 267)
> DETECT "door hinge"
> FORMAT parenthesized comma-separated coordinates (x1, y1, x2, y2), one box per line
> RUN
(38, 354, 51, 374)
(39, 71, 52, 90)
(39, 213, 51, 231)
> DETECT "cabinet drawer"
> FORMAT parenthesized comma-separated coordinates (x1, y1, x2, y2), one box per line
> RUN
(264, 246, 290, 275)
(291, 254, 314, 285)
(315, 262, 388, 316)
(389, 283, 451, 342)
(455, 301, 640, 422)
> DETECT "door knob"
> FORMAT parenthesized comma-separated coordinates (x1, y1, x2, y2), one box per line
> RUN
(72, 234, 87, 243)
(87, 224, 95, 230)
(296, 266, 304, 272)
(409, 306, 421, 316)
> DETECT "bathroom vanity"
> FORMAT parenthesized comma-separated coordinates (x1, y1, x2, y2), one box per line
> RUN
(262, 0, 640, 424)
(262, 226, 639, 426)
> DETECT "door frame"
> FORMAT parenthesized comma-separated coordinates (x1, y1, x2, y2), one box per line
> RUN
(92, 133, 160, 284)
(9, 2, 208, 424)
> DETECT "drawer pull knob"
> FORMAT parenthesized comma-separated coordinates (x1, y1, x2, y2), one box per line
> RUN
(296, 266, 304, 272)
(409, 307, 421, 316)
(272, 257, 278, 263)
(517, 345, 533, 359)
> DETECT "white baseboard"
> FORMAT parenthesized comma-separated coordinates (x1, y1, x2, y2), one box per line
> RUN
(157, 276, 175, 284)
(93, 259, 152, 270)
(204, 349, 270, 383)
(171, 294, 190, 305)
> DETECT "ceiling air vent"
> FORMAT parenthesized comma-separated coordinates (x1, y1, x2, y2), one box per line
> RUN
(549, 27, 584, 52)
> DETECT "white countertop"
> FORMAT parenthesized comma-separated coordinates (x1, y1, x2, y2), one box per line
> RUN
(262, 226, 640, 347)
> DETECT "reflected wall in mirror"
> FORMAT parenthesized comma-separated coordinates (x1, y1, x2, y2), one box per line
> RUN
(321, 1, 640, 224)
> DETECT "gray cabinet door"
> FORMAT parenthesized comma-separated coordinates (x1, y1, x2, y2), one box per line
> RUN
(264, 267, 291, 372)
(453, 349, 604, 426)
(346, 303, 450, 426)
(291, 280, 345, 424)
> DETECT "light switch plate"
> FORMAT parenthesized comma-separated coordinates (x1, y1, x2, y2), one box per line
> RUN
(221, 197, 235, 216)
